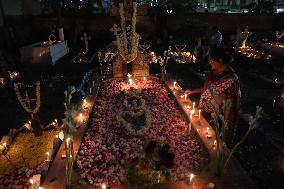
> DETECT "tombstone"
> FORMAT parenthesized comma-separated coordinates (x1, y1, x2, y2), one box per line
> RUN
(241, 26, 251, 48)
(113, 54, 127, 78)
(132, 53, 149, 77)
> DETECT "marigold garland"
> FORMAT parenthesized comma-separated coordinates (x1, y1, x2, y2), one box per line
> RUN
(14, 81, 41, 115)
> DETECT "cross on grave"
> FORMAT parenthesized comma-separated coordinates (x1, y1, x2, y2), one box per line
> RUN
(110, 24, 121, 36)
(80, 32, 91, 52)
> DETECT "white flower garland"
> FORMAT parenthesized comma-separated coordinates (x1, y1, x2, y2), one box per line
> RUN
(117, 2, 140, 63)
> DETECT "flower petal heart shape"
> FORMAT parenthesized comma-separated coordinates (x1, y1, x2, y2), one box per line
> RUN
(116, 108, 152, 135)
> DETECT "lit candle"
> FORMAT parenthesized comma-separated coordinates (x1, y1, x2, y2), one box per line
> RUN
(173, 81, 176, 88)
(46, 152, 50, 161)
(90, 87, 92, 94)
(30, 179, 33, 186)
(102, 184, 107, 189)
(28, 120, 31, 125)
(188, 117, 192, 133)
(3, 143, 7, 151)
(273, 99, 275, 109)
(127, 73, 132, 78)
(213, 140, 217, 148)
(206, 127, 209, 134)
(189, 173, 195, 184)
(66, 138, 70, 147)
(129, 79, 133, 85)
(143, 77, 146, 81)
(184, 94, 187, 100)
(198, 110, 201, 120)
(80, 113, 83, 122)
(192, 102, 196, 109)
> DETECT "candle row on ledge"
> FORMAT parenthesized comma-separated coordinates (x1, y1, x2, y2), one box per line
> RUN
(266, 43, 284, 48)
(238, 46, 272, 60)
(170, 81, 217, 150)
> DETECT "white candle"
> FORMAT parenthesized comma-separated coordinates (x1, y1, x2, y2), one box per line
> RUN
(30, 179, 33, 186)
(102, 184, 107, 189)
(66, 138, 71, 147)
(189, 173, 195, 184)
(188, 118, 192, 133)
(198, 110, 201, 120)
(3, 143, 7, 151)
(273, 99, 275, 109)
(143, 77, 146, 81)
(129, 79, 133, 85)
(173, 81, 176, 88)
(46, 152, 50, 161)
(213, 140, 217, 148)
(192, 102, 196, 110)
(184, 94, 187, 100)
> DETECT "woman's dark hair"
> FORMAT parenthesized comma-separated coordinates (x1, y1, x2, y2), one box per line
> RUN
(210, 47, 233, 64)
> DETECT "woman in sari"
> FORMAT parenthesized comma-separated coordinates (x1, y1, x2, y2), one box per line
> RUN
(186, 47, 241, 147)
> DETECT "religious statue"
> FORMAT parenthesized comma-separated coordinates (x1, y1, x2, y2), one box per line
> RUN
(241, 26, 252, 48)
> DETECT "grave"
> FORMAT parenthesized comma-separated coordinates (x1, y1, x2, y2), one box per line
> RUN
(20, 40, 69, 65)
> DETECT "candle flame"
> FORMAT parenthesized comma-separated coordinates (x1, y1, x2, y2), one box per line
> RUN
(30, 179, 33, 184)
(66, 138, 70, 146)
(102, 184, 107, 189)
(189, 173, 195, 182)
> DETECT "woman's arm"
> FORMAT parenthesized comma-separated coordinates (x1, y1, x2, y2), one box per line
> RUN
(185, 88, 203, 95)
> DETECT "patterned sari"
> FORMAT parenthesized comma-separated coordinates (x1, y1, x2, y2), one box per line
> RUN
(199, 66, 241, 147)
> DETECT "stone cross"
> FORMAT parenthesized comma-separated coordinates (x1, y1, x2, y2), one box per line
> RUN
(110, 24, 121, 36)
(80, 32, 91, 52)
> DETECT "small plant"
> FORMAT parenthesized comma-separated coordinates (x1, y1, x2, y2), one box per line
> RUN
(62, 86, 78, 189)
(157, 46, 171, 83)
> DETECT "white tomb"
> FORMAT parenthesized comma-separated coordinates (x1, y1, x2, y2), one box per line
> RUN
(20, 40, 69, 65)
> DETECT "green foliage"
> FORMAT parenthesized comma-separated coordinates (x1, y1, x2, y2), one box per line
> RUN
(125, 140, 173, 188)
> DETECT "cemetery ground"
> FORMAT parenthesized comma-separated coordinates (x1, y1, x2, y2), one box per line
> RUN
(0, 47, 284, 189)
